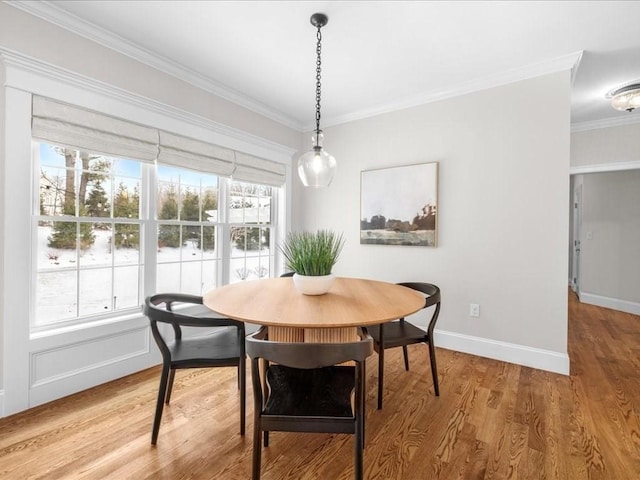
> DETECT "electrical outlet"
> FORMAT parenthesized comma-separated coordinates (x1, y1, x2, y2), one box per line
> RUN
(469, 303, 480, 317)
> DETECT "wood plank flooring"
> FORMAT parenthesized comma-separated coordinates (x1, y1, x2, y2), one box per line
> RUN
(1, 291, 638, 479)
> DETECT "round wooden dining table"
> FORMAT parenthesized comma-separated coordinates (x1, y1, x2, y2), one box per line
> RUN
(203, 276, 425, 343)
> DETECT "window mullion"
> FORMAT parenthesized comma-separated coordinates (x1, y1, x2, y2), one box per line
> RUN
(219, 178, 230, 285)
(142, 162, 157, 300)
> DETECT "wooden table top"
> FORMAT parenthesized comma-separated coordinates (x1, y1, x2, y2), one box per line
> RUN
(203, 277, 425, 328)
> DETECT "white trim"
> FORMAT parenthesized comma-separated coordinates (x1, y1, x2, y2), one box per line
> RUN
(571, 115, 640, 133)
(319, 51, 584, 129)
(569, 160, 640, 175)
(0, 390, 4, 417)
(579, 292, 640, 316)
(434, 329, 570, 375)
(6, 0, 302, 131)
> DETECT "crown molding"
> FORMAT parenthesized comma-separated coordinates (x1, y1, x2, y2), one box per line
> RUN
(0, 47, 297, 161)
(571, 114, 640, 133)
(569, 160, 640, 175)
(6, 0, 303, 131)
(316, 51, 584, 130)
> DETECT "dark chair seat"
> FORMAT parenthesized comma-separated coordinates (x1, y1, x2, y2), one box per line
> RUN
(167, 328, 241, 366)
(264, 365, 354, 418)
(366, 321, 429, 349)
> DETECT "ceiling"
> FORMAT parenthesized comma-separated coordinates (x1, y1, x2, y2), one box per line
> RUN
(13, 1, 640, 131)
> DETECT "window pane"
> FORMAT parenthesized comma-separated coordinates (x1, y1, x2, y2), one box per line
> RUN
(79, 268, 113, 316)
(158, 224, 181, 259)
(114, 223, 140, 265)
(181, 261, 202, 294)
(37, 223, 77, 270)
(202, 260, 218, 292)
(202, 183, 218, 222)
(80, 224, 112, 268)
(114, 266, 139, 309)
(157, 262, 180, 292)
(158, 181, 179, 220)
(39, 143, 70, 169)
(181, 225, 201, 260)
(40, 165, 73, 217)
(36, 270, 77, 325)
(180, 186, 200, 221)
(46, 220, 78, 251)
(113, 158, 141, 178)
(202, 225, 217, 259)
(113, 177, 140, 219)
(84, 178, 112, 218)
(230, 257, 249, 283)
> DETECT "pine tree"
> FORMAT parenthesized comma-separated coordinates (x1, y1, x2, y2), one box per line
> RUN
(85, 181, 110, 218)
(158, 184, 180, 248)
(113, 183, 140, 248)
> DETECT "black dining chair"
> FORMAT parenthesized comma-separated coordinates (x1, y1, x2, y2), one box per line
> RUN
(279, 271, 295, 277)
(366, 282, 441, 409)
(144, 293, 247, 445)
(246, 326, 373, 480)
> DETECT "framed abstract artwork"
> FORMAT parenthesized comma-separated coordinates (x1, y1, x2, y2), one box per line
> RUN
(360, 162, 438, 246)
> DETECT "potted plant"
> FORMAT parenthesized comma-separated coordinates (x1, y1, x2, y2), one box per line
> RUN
(279, 229, 345, 295)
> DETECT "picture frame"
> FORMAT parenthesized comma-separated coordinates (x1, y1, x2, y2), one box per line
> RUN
(360, 162, 438, 246)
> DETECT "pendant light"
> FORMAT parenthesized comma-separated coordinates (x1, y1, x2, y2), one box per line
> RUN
(298, 13, 337, 188)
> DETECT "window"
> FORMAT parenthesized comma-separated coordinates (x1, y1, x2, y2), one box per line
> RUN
(35, 143, 144, 327)
(229, 181, 275, 283)
(30, 96, 285, 331)
(155, 164, 220, 294)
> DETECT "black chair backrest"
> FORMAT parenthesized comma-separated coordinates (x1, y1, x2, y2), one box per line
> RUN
(397, 282, 440, 309)
(246, 327, 373, 369)
(145, 293, 243, 329)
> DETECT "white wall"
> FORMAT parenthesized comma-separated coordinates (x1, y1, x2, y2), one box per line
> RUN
(295, 72, 572, 374)
(575, 171, 640, 313)
(571, 122, 640, 171)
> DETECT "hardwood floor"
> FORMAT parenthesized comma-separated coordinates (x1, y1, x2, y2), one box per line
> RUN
(1, 291, 638, 479)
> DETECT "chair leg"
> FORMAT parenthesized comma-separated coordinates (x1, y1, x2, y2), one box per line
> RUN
(377, 326, 384, 410)
(252, 419, 262, 480)
(428, 341, 440, 396)
(264, 430, 269, 447)
(240, 358, 246, 435)
(165, 368, 176, 404)
(362, 360, 366, 448)
(151, 364, 171, 445)
(355, 416, 364, 480)
(402, 345, 410, 371)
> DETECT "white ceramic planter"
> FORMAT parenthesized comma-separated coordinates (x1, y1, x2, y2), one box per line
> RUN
(292, 273, 335, 295)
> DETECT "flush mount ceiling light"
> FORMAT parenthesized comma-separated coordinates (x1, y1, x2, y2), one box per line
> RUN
(297, 13, 337, 188)
(607, 83, 640, 112)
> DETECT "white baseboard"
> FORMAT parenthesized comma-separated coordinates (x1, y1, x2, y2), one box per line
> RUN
(579, 292, 640, 315)
(0, 390, 4, 417)
(434, 330, 570, 375)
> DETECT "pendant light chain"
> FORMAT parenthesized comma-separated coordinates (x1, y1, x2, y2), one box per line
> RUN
(315, 25, 323, 136)
(297, 13, 335, 188)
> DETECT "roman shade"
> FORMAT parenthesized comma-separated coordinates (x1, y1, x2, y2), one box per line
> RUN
(32, 96, 286, 186)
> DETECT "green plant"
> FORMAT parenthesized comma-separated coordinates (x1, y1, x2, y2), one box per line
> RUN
(279, 230, 345, 276)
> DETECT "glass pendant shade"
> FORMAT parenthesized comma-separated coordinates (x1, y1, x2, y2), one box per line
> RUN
(297, 132, 336, 187)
